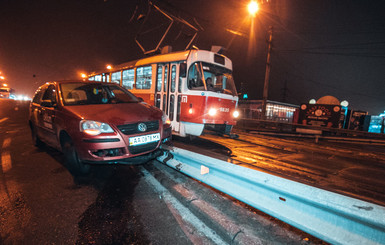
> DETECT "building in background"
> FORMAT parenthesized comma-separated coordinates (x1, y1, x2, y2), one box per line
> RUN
(238, 100, 298, 123)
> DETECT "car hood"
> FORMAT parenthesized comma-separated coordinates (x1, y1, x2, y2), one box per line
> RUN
(63, 102, 163, 125)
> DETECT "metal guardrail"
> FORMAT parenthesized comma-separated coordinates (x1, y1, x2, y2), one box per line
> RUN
(158, 146, 385, 245)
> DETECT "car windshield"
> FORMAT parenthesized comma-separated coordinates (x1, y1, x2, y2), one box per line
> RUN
(187, 62, 238, 96)
(60, 82, 139, 105)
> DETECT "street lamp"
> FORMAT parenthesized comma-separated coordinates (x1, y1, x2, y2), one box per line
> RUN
(248, 1, 259, 17)
(248, 1, 273, 120)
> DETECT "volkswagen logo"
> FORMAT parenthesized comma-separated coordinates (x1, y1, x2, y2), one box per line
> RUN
(138, 123, 147, 132)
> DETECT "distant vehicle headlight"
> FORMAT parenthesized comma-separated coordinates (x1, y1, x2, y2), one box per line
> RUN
(80, 120, 114, 136)
(162, 112, 171, 125)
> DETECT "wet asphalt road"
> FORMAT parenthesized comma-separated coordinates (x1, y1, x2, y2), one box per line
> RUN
(0, 100, 188, 244)
(0, 99, 328, 244)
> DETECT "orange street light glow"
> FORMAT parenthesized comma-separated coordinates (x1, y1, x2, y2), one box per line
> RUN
(106, 65, 112, 70)
(248, 1, 259, 16)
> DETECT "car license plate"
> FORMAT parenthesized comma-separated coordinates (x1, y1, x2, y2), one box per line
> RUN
(129, 133, 160, 146)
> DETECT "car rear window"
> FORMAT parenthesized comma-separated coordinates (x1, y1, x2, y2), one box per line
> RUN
(60, 83, 140, 105)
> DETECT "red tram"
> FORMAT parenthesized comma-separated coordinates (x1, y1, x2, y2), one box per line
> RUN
(88, 49, 239, 137)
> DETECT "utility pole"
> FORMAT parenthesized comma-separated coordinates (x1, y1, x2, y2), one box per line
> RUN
(281, 78, 288, 102)
(261, 26, 273, 120)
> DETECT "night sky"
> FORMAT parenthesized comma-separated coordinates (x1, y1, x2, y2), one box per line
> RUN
(1, 0, 384, 114)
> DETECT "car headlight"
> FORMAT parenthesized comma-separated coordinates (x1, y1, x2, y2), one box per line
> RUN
(162, 112, 171, 125)
(80, 120, 114, 136)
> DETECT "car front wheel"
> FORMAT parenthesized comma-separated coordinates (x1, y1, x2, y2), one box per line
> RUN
(62, 136, 91, 175)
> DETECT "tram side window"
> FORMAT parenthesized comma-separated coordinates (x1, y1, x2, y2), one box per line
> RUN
(122, 69, 135, 90)
(156, 94, 161, 108)
(88, 76, 95, 81)
(156, 65, 162, 92)
(111, 71, 121, 85)
(169, 95, 175, 121)
(136, 66, 152, 89)
(171, 65, 176, 93)
(163, 66, 168, 92)
(94, 75, 102, 82)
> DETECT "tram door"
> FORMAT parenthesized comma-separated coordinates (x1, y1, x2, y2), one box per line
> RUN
(155, 63, 181, 133)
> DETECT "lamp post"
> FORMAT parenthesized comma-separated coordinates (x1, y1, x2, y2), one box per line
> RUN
(262, 26, 273, 120)
(248, 1, 273, 120)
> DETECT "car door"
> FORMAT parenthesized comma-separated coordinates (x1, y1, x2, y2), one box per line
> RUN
(38, 84, 58, 147)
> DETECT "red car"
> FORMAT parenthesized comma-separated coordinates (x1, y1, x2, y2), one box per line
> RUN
(29, 80, 172, 174)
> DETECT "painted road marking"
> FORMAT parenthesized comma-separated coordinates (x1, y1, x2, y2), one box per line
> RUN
(1, 138, 12, 173)
(0, 117, 9, 124)
(2, 138, 11, 148)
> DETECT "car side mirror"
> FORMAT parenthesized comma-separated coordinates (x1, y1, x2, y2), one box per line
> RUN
(41, 100, 55, 107)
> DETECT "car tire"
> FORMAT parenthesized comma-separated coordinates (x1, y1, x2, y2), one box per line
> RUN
(62, 136, 91, 175)
(31, 123, 44, 148)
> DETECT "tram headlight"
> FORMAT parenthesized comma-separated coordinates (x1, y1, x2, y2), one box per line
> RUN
(233, 110, 240, 118)
(208, 108, 217, 116)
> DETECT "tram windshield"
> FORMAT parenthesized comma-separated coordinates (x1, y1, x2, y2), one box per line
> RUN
(187, 62, 237, 96)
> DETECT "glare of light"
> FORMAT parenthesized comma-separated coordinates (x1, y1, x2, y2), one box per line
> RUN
(208, 108, 217, 116)
(340, 100, 349, 107)
(233, 110, 240, 118)
(248, 1, 259, 16)
(188, 108, 193, 114)
(81, 73, 87, 78)
(309, 99, 316, 104)
(226, 28, 247, 37)
(83, 129, 101, 136)
(16, 95, 31, 101)
(0, 77, 5, 80)
(106, 65, 112, 70)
